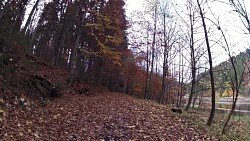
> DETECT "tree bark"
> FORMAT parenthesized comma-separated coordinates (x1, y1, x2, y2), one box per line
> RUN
(196, 0, 216, 126)
(147, 5, 157, 100)
(219, 23, 241, 134)
(144, 22, 150, 99)
(22, 0, 40, 34)
(160, 13, 168, 104)
(185, 5, 196, 112)
(68, 33, 80, 85)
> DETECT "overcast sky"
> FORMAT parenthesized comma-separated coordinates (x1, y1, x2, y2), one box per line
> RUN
(125, 0, 250, 65)
(23, 0, 250, 66)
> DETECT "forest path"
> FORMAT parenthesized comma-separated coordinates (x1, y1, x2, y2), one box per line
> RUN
(1, 91, 216, 140)
(0, 56, 216, 140)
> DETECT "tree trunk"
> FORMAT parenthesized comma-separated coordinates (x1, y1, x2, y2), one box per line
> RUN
(68, 33, 80, 85)
(192, 94, 198, 109)
(196, 0, 216, 126)
(178, 50, 185, 107)
(126, 74, 134, 95)
(96, 59, 104, 86)
(185, 7, 195, 112)
(198, 92, 204, 109)
(144, 23, 150, 99)
(219, 23, 241, 134)
(147, 5, 157, 100)
(0, 1, 4, 19)
(185, 59, 195, 111)
(22, 0, 40, 34)
(160, 13, 168, 105)
(86, 57, 93, 81)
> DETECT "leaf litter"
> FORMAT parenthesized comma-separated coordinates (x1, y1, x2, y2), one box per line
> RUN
(1, 91, 217, 140)
(0, 60, 242, 141)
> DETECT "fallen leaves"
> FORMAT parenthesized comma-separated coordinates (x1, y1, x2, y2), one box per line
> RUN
(33, 132, 40, 138)
(0, 109, 5, 116)
(2, 88, 248, 140)
(0, 59, 249, 140)
(0, 90, 217, 140)
(27, 128, 32, 133)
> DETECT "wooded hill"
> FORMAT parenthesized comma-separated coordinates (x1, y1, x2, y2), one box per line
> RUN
(196, 48, 250, 98)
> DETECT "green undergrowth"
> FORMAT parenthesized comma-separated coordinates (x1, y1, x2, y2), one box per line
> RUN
(232, 114, 250, 122)
(180, 109, 250, 140)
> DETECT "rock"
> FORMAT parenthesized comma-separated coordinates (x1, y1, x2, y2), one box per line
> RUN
(33, 75, 62, 99)
(171, 108, 182, 114)
(78, 87, 90, 95)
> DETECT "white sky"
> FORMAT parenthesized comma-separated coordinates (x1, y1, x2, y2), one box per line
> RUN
(23, 0, 250, 69)
(125, 0, 145, 11)
(125, 0, 250, 66)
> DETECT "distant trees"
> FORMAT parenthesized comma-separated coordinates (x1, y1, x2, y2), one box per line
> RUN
(0, 0, 30, 66)
(144, 0, 158, 100)
(158, 0, 178, 105)
(0, 0, 29, 34)
(0, 0, 132, 92)
(184, 0, 196, 112)
(173, 0, 210, 112)
(142, 0, 180, 103)
(126, 0, 181, 102)
(0, 0, 29, 42)
(22, 0, 41, 34)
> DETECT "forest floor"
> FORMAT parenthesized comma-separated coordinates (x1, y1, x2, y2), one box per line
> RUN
(0, 54, 250, 140)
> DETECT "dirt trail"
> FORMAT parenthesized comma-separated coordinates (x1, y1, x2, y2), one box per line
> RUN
(1, 91, 217, 140)
(0, 56, 216, 140)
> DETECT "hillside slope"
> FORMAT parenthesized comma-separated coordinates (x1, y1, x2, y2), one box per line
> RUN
(0, 53, 213, 140)
(0, 53, 249, 140)
(196, 48, 250, 97)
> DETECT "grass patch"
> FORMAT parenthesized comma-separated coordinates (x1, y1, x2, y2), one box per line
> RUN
(180, 109, 250, 140)
(232, 114, 250, 122)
